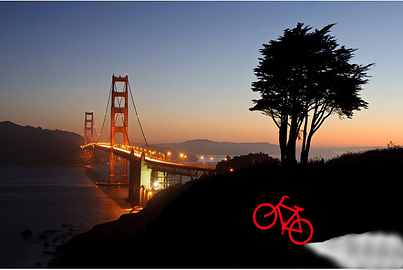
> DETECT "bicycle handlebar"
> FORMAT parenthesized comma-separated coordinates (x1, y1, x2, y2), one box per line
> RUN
(282, 195, 290, 199)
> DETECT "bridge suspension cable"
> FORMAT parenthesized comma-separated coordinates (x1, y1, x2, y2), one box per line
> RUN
(96, 82, 112, 143)
(128, 80, 150, 151)
(113, 81, 131, 146)
(93, 116, 98, 143)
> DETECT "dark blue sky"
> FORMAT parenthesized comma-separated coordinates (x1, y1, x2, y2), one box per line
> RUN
(1, 2, 403, 146)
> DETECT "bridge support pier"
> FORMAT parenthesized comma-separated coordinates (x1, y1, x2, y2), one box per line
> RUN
(128, 153, 153, 207)
(128, 155, 141, 206)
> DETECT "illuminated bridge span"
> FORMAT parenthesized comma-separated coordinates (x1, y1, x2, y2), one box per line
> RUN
(82, 75, 215, 207)
(84, 142, 214, 178)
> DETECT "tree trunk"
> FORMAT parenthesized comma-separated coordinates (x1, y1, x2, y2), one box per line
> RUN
(285, 114, 298, 166)
(285, 140, 297, 166)
(301, 124, 316, 165)
(300, 111, 309, 166)
(301, 133, 313, 165)
(279, 115, 288, 164)
(300, 148, 309, 166)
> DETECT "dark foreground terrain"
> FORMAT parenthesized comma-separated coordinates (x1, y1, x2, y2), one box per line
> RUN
(52, 148, 403, 267)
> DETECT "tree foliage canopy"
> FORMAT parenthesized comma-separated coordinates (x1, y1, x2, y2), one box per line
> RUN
(250, 23, 373, 165)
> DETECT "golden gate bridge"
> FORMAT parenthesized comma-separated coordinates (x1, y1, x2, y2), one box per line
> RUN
(81, 74, 215, 208)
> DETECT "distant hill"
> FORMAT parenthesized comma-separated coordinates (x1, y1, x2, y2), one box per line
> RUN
(137, 143, 199, 162)
(0, 121, 83, 166)
(156, 139, 280, 156)
(156, 139, 380, 160)
(297, 146, 382, 161)
(326, 147, 403, 166)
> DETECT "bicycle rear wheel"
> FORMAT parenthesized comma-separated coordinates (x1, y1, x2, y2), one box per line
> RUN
(288, 218, 313, 245)
(252, 203, 277, 230)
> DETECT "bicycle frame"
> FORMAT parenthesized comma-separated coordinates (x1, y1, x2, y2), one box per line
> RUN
(255, 195, 313, 245)
(265, 196, 303, 235)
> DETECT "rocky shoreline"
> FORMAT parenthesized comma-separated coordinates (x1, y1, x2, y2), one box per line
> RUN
(20, 223, 79, 267)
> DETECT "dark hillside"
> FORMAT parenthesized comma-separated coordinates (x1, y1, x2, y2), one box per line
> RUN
(0, 121, 83, 166)
(53, 148, 403, 267)
(326, 147, 403, 166)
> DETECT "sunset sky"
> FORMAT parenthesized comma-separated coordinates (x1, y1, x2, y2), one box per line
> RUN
(1, 2, 403, 147)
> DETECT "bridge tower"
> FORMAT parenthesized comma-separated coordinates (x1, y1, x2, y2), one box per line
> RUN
(83, 111, 94, 164)
(109, 74, 129, 184)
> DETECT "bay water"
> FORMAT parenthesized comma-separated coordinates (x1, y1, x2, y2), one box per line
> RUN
(0, 165, 131, 267)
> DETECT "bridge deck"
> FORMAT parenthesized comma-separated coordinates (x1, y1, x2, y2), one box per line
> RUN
(82, 143, 215, 173)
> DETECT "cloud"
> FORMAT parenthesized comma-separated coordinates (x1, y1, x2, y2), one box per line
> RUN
(306, 231, 403, 268)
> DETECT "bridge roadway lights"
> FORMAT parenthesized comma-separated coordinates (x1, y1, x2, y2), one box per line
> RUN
(88, 143, 215, 207)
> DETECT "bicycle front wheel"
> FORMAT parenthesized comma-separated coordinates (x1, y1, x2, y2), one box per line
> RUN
(252, 203, 277, 230)
(288, 218, 313, 245)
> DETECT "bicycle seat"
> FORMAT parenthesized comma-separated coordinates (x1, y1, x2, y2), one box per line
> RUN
(294, 206, 304, 211)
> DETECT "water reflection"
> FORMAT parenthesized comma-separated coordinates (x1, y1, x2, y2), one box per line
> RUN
(83, 165, 132, 210)
(0, 165, 130, 267)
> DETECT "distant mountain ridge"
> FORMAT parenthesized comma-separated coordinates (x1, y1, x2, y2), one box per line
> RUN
(0, 121, 83, 166)
(156, 139, 280, 156)
(0, 121, 382, 165)
(0, 121, 83, 144)
(156, 139, 381, 160)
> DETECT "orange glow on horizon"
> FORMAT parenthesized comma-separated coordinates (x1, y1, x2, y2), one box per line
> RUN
(15, 100, 401, 149)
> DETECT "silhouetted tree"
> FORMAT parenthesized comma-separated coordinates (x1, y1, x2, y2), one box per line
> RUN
(250, 23, 373, 166)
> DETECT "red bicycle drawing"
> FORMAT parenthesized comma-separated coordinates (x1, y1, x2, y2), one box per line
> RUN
(253, 195, 313, 245)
